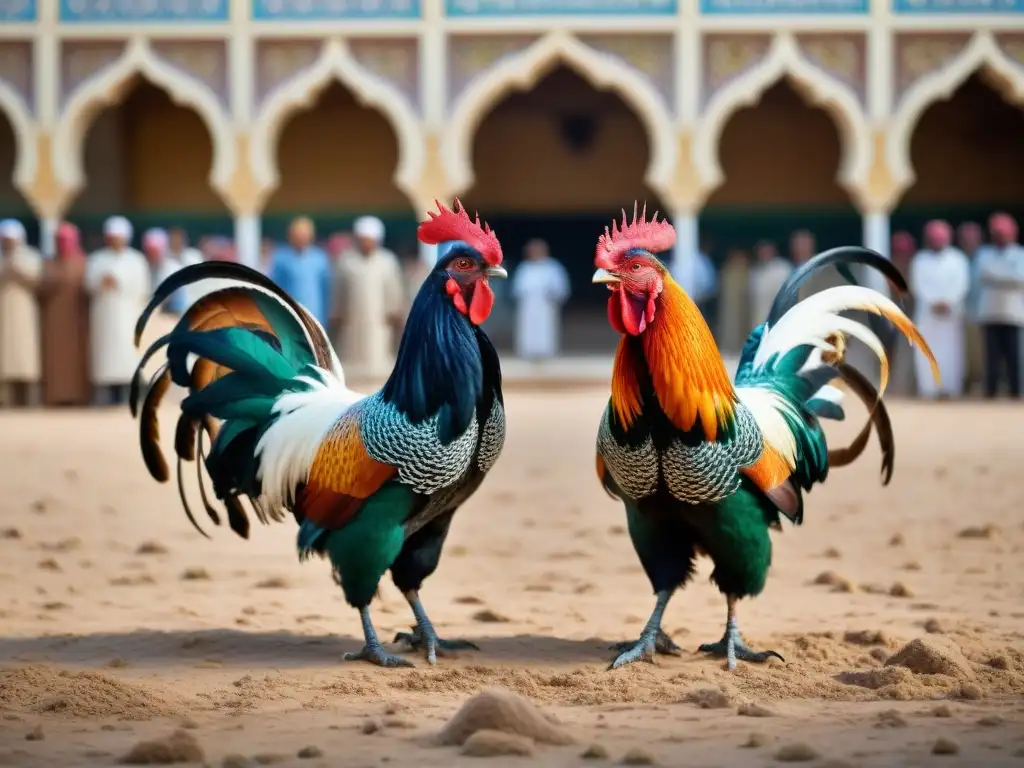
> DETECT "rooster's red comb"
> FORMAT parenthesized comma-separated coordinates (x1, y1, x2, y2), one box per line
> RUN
(417, 198, 503, 267)
(595, 202, 676, 270)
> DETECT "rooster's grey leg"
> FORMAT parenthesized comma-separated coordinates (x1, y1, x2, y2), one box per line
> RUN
(698, 596, 784, 671)
(344, 606, 414, 668)
(608, 589, 674, 670)
(393, 590, 479, 665)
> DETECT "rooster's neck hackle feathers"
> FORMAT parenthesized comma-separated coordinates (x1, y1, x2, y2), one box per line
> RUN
(611, 277, 737, 441)
(381, 267, 485, 443)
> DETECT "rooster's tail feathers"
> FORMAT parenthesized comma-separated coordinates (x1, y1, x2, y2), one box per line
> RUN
(131, 261, 352, 540)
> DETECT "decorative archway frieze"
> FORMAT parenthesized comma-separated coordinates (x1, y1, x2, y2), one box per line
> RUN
(887, 31, 1024, 203)
(54, 37, 236, 207)
(249, 38, 425, 212)
(442, 30, 677, 206)
(693, 32, 872, 210)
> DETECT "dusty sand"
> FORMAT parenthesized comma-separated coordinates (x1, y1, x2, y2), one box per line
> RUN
(1, 391, 1023, 767)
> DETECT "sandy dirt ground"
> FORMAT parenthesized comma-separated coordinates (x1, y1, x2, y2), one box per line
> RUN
(1, 391, 1023, 767)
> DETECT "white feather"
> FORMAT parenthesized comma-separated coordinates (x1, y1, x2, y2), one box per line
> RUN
(736, 386, 800, 470)
(752, 284, 905, 372)
(254, 370, 365, 513)
(810, 384, 844, 406)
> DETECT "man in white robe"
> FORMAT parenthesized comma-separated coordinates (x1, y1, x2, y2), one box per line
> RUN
(909, 219, 971, 399)
(85, 216, 152, 406)
(0, 219, 44, 407)
(748, 240, 792, 326)
(168, 227, 204, 307)
(330, 215, 405, 379)
(511, 239, 571, 360)
(144, 227, 185, 315)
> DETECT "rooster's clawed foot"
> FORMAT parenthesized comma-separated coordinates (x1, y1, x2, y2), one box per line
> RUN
(394, 626, 479, 665)
(609, 628, 682, 657)
(343, 643, 415, 668)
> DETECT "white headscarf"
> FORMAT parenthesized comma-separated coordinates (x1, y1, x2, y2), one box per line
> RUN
(353, 215, 385, 244)
(0, 218, 26, 242)
(104, 215, 133, 242)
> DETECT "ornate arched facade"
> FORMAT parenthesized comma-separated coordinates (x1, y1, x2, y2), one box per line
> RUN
(2, 0, 1023, 278)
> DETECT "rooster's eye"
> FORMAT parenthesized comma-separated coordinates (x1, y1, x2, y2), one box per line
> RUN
(631, 262, 642, 271)
(454, 258, 474, 271)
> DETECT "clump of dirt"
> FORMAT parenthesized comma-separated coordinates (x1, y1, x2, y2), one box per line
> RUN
(885, 637, 975, 679)
(120, 729, 203, 764)
(436, 689, 577, 747)
(0, 665, 183, 719)
(460, 729, 536, 757)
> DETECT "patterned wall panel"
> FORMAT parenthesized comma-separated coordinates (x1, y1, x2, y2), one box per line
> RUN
(59, 0, 229, 22)
(893, 33, 972, 108)
(60, 40, 128, 108)
(578, 35, 675, 112)
(447, 35, 539, 108)
(797, 33, 867, 106)
(701, 0, 866, 13)
(701, 34, 773, 108)
(445, 0, 675, 15)
(348, 38, 420, 113)
(151, 40, 230, 110)
(251, 0, 420, 19)
(0, 42, 34, 114)
(893, 0, 1023, 13)
(0, 0, 35, 22)
(254, 39, 324, 111)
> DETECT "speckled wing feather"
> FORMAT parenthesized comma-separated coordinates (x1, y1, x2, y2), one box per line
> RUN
(359, 391, 479, 495)
(596, 401, 764, 505)
(475, 398, 506, 473)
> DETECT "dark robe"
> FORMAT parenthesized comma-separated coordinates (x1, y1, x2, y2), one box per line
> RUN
(40, 259, 91, 406)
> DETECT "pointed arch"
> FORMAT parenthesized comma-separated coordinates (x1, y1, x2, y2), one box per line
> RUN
(54, 37, 235, 201)
(250, 38, 425, 209)
(888, 31, 1024, 200)
(0, 77, 36, 195)
(444, 31, 676, 203)
(694, 33, 871, 208)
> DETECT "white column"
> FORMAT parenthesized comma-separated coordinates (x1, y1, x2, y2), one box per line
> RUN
(39, 217, 58, 257)
(861, 210, 891, 294)
(419, 241, 438, 269)
(672, 210, 699, 295)
(234, 213, 261, 269)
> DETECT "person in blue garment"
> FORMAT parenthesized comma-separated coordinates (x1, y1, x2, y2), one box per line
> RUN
(269, 216, 331, 329)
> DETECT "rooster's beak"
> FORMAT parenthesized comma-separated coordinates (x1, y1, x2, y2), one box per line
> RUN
(592, 268, 620, 284)
(485, 265, 508, 279)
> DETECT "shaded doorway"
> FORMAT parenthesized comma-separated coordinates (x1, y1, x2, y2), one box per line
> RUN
(67, 77, 230, 252)
(462, 64, 664, 354)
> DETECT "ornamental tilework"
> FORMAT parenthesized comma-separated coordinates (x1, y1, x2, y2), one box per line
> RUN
(255, 39, 324, 108)
(893, 33, 971, 107)
(578, 34, 675, 112)
(0, 0, 34, 22)
(447, 35, 538, 107)
(61, 40, 127, 107)
(0, 42, 34, 113)
(796, 33, 867, 105)
(701, 34, 773, 107)
(349, 39, 420, 111)
(445, 0, 675, 14)
(59, 0, 229, 22)
(151, 40, 230, 109)
(252, 0, 420, 19)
